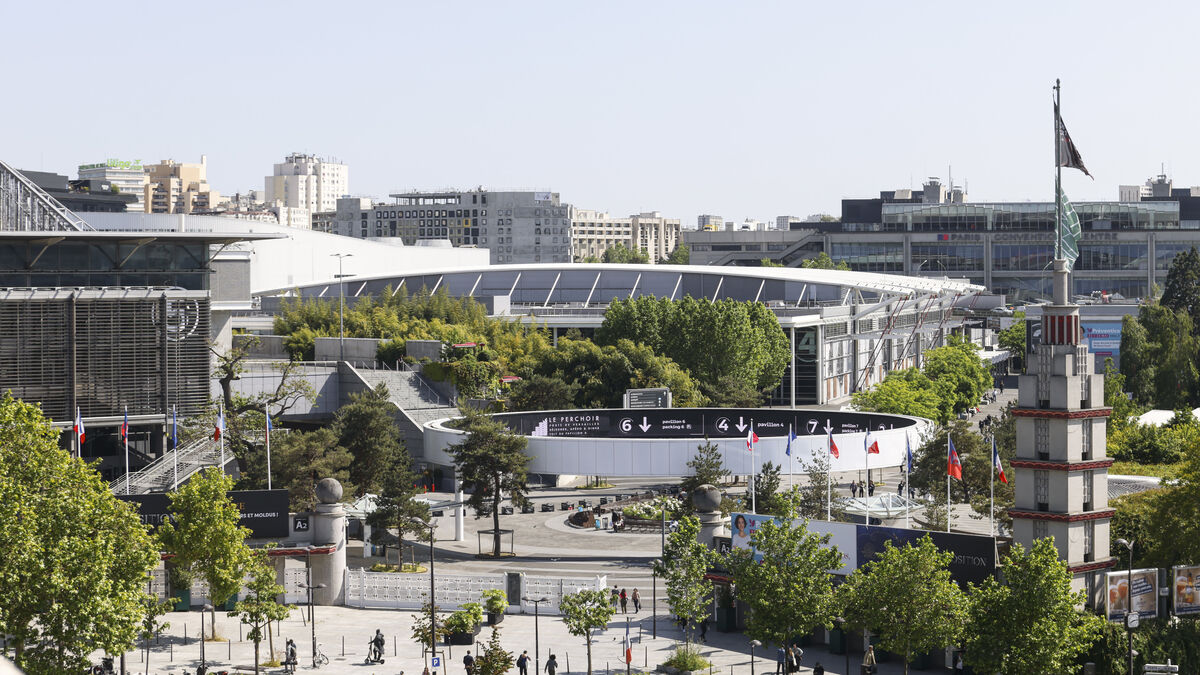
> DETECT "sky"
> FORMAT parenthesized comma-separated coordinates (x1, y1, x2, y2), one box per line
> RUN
(5, 1, 1200, 227)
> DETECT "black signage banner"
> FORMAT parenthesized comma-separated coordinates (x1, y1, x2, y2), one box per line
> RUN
(502, 408, 916, 440)
(119, 489, 291, 539)
(856, 524, 996, 585)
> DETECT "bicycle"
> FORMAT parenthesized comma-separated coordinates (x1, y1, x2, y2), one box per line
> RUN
(314, 642, 330, 667)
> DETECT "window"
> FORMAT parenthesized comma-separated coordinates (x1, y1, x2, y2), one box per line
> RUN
(1083, 470, 1094, 511)
(1035, 470, 1050, 511)
(1035, 419, 1050, 460)
(1033, 520, 1048, 541)
(1083, 520, 1095, 561)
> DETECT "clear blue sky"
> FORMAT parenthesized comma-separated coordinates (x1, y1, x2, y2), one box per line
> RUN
(6, 1, 1199, 226)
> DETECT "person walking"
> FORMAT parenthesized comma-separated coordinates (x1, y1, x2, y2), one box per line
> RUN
(849, 481, 857, 499)
(517, 651, 529, 675)
(868, 479, 875, 497)
(631, 588, 641, 613)
(775, 646, 786, 675)
(611, 586, 620, 608)
(619, 588, 628, 614)
(698, 617, 708, 643)
(862, 645, 877, 674)
(545, 654, 558, 675)
(464, 651, 475, 675)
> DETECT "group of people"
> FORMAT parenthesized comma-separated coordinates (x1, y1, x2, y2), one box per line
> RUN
(610, 586, 642, 613)
(459, 649, 557, 675)
(848, 479, 875, 499)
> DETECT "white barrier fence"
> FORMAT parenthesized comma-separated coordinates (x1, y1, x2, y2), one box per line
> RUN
(343, 568, 607, 614)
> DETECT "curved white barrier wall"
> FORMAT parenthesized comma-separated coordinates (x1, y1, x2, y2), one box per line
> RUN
(424, 409, 934, 477)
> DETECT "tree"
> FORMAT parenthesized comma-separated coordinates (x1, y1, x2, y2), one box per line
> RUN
(530, 338, 706, 408)
(410, 600, 442, 652)
(922, 335, 991, 417)
(997, 311, 1027, 371)
(801, 252, 850, 270)
(506, 374, 580, 411)
(699, 374, 768, 408)
(601, 243, 651, 264)
(272, 428, 354, 511)
(474, 625, 515, 675)
(333, 383, 404, 495)
(963, 539, 1102, 674)
(158, 467, 253, 637)
(229, 548, 291, 674)
(652, 516, 713, 646)
(852, 368, 946, 423)
(663, 244, 690, 265)
(795, 450, 838, 521)
(1103, 357, 1140, 434)
(0, 394, 160, 673)
(908, 422, 1001, 516)
(1137, 430, 1200, 568)
(723, 516, 842, 646)
(1160, 245, 1200, 324)
(366, 447, 429, 565)
(1120, 304, 1199, 409)
(838, 536, 967, 675)
(559, 589, 616, 675)
(749, 461, 787, 516)
(759, 258, 784, 267)
(680, 440, 730, 495)
(447, 410, 532, 557)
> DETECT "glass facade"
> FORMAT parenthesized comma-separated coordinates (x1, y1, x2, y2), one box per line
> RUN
(0, 240, 209, 289)
(883, 202, 1179, 232)
(992, 243, 1055, 271)
(1155, 241, 1198, 270)
(910, 243, 984, 272)
(831, 242, 904, 272)
(1075, 243, 1148, 271)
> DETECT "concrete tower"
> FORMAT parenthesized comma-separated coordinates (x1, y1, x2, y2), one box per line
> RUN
(1010, 259, 1115, 605)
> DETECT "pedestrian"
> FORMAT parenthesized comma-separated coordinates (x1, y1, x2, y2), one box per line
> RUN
(423, 667, 431, 675)
(699, 617, 708, 643)
(517, 651, 529, 675)
(632, 588, 641, 612)
(620, 588, 628, 614)
(858, 479, 866, 497)
(611, 586, 620, 608)
(867, 479, 875, 497)
(849, 481, 857, 499)
(812, 663, 824, 675)
(775, 646, 786, 675)
(785, 646, 797, 673)
(862, 645, 877, 674)
(545, 654, 558, 675)
(464, 651, 475, 675)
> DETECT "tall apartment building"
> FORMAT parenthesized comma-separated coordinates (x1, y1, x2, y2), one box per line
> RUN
(572, 210, 681, 262)
(144, 157, 220, 214)
(264, 153, 348, 217)
(697, 214, 724, 231)
(77, 159, 149, 212)
(329, 190, 572, 264)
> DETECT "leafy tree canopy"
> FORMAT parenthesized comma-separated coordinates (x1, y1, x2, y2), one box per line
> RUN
(599, 243, 651, 264)
(271, 428, 354, 511)
(679, 440, 730, 495)
(801, 252, 851, 270)
(1120, 304, 1199, 409)
(652, 515, 713, 645)
(1160, 245, 1200, 323)
(922, 334, 991, 417)
(852, 367, 946, 423)
(333, 383, 404, 494)
(559, 589, 617, 675)
(663, 244, 690, 265)
(529, 337, 705, 408)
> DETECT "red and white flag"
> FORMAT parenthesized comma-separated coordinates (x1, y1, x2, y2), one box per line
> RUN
(993, 437, 1008, 484)
(828, 429, 839, 459)
(623, 621, 632, 664)
(213, 407, 225, 442)
(74, 407, 86, 445)
(865, 432, 880, 455)
(746, 428, 759, 452)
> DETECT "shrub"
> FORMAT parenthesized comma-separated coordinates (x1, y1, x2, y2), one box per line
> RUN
(481, 589, 507, 614)
(622, 496, 682, 521)
(444, 602, 483, 634)
(663, 645, 712, 672)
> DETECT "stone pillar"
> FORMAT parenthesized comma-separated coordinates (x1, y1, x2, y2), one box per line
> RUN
(692, 485, 728, 549)
(273, 555, 288, 605)
(310, 478, 347, 606)
(455, 487, 465, 542)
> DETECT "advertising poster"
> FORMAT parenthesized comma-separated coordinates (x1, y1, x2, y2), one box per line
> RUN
(1106, 568, 1159, 621)
(1082, 322, 1124, 368)
(1173, 565, 1200, 616)
(119, 489, 290, 538)
(729, 512, 778, 561)
(855, 525, 996, 585)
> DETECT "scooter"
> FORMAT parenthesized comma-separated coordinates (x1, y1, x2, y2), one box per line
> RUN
(365, 639, 386, 665)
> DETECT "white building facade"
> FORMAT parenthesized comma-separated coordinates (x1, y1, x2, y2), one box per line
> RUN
(572, 210, 681, 262)
(264, 153, 348, 217)
(77, 159, 149, 212)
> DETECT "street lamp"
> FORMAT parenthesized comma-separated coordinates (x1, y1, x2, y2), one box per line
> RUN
(1116, 538, 1135, 675)
(298, 580, 327, 668)
(749, 639, 761, 675)
(201, 603, 214, 671)
(424, 519, 439, 668)
(521, 596, 549, 675)
(330, 253, 353, 361)
(834, 617, 850, 675)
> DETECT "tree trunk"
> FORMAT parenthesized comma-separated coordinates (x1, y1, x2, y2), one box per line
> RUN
(267, 618, 276, 664)
(586, 638, 593, 675)
(210, 605, 217, 639)
(254, 637, 260, 674)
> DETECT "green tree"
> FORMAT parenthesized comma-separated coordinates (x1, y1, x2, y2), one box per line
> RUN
(559, 589, 617, 675)
(838, 536, 967, 675)
(1120, 304, 1199, 409)
(530, 338, 706, 408)
(801, 251, 851, 270)
(852, 368, 947, 423)
(652, 516, 713, 646)
(158, 467, 253, 637)
(795, 450, 839, 521)
(680, 440, 730, 495)
(963, 538, 1102, 674)
(1103, 357, 1140, 434)
(1160, 245, 1200, 324)
(447, 410, 532, 557)
(272, 428, 354, 511)
(909, 422, 1002, 516)
(333, 383, 403, 495)
(663, 244, 690, 265)
(1136, 431, 1200, 568)
(923, 335, 991, 417)
(0, 394, 160, 674)
(724, 516, 842, 647)
(700, 373, 769, 408)
(366, 447, 429, 565)
(229, 548, 292, 673)
(997, 311, 1027, 371)
(474, 625, 515, 675)
(601, 243, 651, 264)
(749, 461, 786, 516)
(759, 258, 784, 267)
(506, 374, 580, 411)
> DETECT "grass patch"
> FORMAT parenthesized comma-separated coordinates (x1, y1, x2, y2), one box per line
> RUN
(1110, 461, 1180, 479)
(369, 562, 428, 573)
(662, 644, 712, 672)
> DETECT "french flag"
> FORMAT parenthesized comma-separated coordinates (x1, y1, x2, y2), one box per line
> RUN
(865, 432, 880, 454)
(74, 407, 86, 445)
(623, 621, 632, 665)
(828, 429, 839, 459)
(746, 428, 759, 452)
(120, 407, 129, 441)
(993, 436, 1008, 484)
(213, 407, 225, 442)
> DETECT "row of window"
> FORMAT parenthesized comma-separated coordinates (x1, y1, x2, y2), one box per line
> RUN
(829, 242, 1193, 273)
(374, 209, 487, 219)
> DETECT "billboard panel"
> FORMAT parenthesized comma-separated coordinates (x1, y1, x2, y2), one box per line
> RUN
(1172, 565, 1200, 616)
(1106, 568, 1159, 620)
(1082, 321, 1124, 369)
(119, 489, 290, 539)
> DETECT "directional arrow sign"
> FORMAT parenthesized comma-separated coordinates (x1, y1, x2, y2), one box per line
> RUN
(824, 418, 834, 435)
(735, 416, 747, 432)
(639, 417, 652, 432)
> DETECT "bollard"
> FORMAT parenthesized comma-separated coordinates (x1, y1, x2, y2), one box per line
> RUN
(394, 635, 398, 656)
(645, 646, 648, 667)
(342, 635, 345, 656)
(566, 653, 570, 673)
(228, 639, 231, 660)
(170, 644, 173, 662)
(240, 622, 244, 641)
(184, 625, 188, 645)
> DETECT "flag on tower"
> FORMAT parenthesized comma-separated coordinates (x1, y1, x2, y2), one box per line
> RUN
(214, 407, 225, 442)
(993, 436, 1008, 484)
(746, 428, 759, 452)
(865, 432, 880, 454)
(828, 429, 839, 459)
(74, 407, 86, 445)
(947, 435, 963, 480)
(120, 407, 129, 441)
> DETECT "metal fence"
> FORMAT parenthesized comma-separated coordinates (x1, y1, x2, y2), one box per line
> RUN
(343, 568, 606, 614)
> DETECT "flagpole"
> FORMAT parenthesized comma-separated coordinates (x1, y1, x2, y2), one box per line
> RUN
(826, 437, 832, 522)
(990, 434, 996, 538)
(1055, 78, 1063, 262)
(172, 405, 178, 490)
(265, 404, 273, 491)
(123, 405, 130, 496)
(750, 418, 756, 515)
(218, 401, 226, 472)
(864, 432, 870, 527)
(946, 432, 952, 534)
(788, 423, 794, 490)
(905, 434, 910, 530)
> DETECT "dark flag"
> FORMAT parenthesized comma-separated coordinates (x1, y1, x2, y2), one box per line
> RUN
(1055, 102, 1092, 178)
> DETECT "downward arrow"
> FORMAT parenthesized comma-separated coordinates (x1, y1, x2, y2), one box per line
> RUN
(639, 417, 652, 432)
(735, 416, 748, 432)
(824, 418, 834, 435)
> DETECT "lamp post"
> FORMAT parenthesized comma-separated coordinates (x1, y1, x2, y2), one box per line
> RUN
(653, 502, 665, 638)
(330, 253, 353, 361)
(834, 617, 850, 675)
(425, 519, 439, 668)
(749, 639, 761, 675)
(298, 580, 327, 668)
(201, 603, 213, 670)
(521, 596, 548, 675)
(1116, 538, 1135, 675)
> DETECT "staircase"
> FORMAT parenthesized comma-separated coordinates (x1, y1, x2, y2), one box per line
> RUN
(109, 437, 226, 494)
(354, 368, 459, 455)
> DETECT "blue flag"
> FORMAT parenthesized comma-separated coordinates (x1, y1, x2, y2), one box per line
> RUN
(171, 405, 178, 449)
(785, 425, 797, 456)
(906, 434, 913, 474)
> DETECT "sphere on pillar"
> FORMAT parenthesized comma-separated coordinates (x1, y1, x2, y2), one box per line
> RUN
(310, 478, 347, 605)
(692, 484, 728, 550)
(316, 477, 343, 504)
